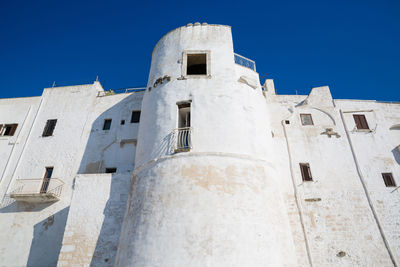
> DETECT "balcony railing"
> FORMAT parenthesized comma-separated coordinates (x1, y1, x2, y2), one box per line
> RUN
(97, 87, 146, 97)
(10, 178, 64, 203)
(172, 127, 192, 153)
(234, 53, 256, 71)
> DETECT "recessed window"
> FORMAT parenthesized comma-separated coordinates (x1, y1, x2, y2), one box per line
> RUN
(131, 111, 141, 123)
(300, 114, 313, 126)
(121, 120, 125, 125)
(353, 114, 369, 130)
(285, 120, 290, 125)
(105, 168, 117, 173)
(300, 163, 313, 181)
(103, 119, 112, 130)
(382, 173, 396, 187)
(183, 51, 210, 77)
(42, 119, 57, 137)
(1, 124, 18, 136)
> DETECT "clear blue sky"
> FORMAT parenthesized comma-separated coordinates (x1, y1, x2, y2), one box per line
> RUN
(0, 0, 399, 101)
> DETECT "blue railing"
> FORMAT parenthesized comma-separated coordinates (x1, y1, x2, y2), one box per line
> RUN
(234, 53, 256, 71)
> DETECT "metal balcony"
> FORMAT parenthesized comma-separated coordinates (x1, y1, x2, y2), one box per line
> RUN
(10, 178, 64, 203)
(234, 53, 256, 71)
(172, 127, 192, 153)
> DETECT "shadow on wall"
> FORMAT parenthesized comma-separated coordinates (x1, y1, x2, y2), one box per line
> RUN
(90, 173, 130, 266)
(27, 207, 70, 267)
(392, 147, 400, 165)
(72, 93, 140, 265)
(77, 94, 139, 174)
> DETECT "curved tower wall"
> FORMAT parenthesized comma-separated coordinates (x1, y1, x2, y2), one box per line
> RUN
(116, 24, 298, 266)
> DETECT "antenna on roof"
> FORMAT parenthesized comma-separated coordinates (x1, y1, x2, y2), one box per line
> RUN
(52, 81, 56, 87)
(96, 75, 99, 82)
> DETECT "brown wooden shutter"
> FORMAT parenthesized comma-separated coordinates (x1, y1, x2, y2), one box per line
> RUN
(42, 119, 57, 136)
(353, 114, 369, 130)
(8, 124, 18, 136)
(382, 173, 396, 187)
(300, 163, 312, 181)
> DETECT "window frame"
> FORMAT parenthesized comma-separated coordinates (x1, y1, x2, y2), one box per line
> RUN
(182, 50, 211, 78)
(382, 173, 396, 187)
(300, 163, 313, 182)
(131, 111, 141, 123)
(300, 114, 314, 126)
(2, 124, 18, 136)
(353, 114, 369, 130)
(42, 119, 57, 137)
(103, 119, 112, 130)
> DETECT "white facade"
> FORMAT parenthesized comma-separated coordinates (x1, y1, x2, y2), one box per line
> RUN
(0, 23, 399, 267)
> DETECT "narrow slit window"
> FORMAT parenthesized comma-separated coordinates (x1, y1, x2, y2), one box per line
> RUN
(131, 111, 141, 123)
(42, 119, 57, 137)
(187, 54, 207, 75)
(105, 168, 117, 173)
(3, 124, 18, 136)
(103, 119, 112, 130)
(300, 114, 313, 126)
(300, 163, 313, 181)
(353, 114, 369, 130)
(382, 173, 396, 187)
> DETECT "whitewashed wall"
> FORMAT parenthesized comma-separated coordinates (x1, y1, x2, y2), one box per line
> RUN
(0, 82, 143, 267)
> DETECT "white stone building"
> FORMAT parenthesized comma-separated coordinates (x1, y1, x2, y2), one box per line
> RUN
(0, 23, 399, 267)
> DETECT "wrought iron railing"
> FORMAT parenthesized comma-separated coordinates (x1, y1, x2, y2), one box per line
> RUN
(10, 178, 64, 199)
(234, 53, 256, 71)
(97, 87, 146, 97)
(172, 127, 192, 152)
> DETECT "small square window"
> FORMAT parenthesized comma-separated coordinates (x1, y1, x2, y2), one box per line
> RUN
(353, 114, 369, 130)
(300, 114, 313, 126)
(382, 173, 396, 187)
(285, 120, 290, 125)
(187, 54, 207, 75)
(131, 111, 141, 123)
(121, 120, 125, 125)
(105, 168, 117, 173)
(103, 119, 112, 130)
(300, 163, 313, 181)
(42, 119, 57, 137)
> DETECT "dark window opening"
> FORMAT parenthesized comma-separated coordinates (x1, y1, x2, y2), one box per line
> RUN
(187, 54, 207, 75)
(103, 119, 112, 130)
(382, 173, 396, 187)
(300, 163, 313, 181)
(3, 124, 18, 136)
(105, 168, 117, 173)
(131, 111, 141, 123)
(121, 120, 125, 125)
(41, 167, 54, 193)
(42, 119, 57, 137)
(178, 103, 191, 128)
(353, 114, 369, 130)
(300, 114, 313, 126)
(285, 120, 290, 125)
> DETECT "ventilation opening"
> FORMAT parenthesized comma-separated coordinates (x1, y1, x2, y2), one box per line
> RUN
(187, 54, 207, 75)
(105, 168, 117, 173)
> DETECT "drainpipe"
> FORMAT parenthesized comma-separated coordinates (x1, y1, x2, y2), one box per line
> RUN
(339, 109, 397, 267)
(281, 120, 314, 267)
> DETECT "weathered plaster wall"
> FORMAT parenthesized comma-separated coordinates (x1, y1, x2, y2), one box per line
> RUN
(58, 173, 131, 266)
(0, 82, 143, 266)
(267, 85, 399, 266)
(117, 24, 298, 266)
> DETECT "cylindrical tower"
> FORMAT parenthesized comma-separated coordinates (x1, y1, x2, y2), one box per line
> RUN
(116, 24, 297, 266)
